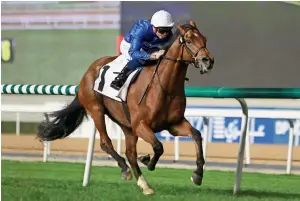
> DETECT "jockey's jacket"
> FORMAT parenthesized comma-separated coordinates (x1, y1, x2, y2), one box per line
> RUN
(123, 19, 173, 61)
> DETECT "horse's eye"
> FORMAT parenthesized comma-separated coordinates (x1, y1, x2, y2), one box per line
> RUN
(186, 40, 191, 44)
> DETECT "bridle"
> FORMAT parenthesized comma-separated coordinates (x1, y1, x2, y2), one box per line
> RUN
(162, 27, 206, 67)
(138, 26, 208, 104)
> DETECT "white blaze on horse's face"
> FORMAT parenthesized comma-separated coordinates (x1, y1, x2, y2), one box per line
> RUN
(195, 38, 214, 74)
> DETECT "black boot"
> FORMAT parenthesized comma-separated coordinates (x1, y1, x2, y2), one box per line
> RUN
(110, 67, 134, 90)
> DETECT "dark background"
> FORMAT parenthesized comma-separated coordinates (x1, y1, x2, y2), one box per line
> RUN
(121, 1, 300, 87)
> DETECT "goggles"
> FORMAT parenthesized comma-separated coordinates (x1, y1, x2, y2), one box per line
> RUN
(157, 27, 172, 34)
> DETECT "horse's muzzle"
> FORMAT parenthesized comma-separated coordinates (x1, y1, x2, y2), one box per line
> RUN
(197, 56, 214, 74)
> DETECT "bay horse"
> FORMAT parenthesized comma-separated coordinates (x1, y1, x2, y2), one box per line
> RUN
(37, 21, 214, 195)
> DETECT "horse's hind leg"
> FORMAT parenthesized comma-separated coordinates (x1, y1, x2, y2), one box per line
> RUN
(120, 125, 155, 195)
(88, 105, 132, 180)
(168, 118, 204, 186)
(77, 56, 131, 179)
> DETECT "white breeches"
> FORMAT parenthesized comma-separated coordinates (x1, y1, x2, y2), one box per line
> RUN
(120, 39, 132, 61)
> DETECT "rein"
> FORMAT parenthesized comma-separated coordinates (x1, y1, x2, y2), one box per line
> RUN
(138, 26, 204, 104)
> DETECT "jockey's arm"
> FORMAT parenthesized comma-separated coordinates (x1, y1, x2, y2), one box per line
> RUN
(129, 39, 151, 60)
(128, 27, 154, 61)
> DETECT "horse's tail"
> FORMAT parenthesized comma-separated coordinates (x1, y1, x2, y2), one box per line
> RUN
(37, 95, 87, 141)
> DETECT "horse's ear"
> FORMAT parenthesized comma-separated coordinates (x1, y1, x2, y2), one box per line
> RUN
(189, 20, 197, 28)
(177, 24, 185, 34)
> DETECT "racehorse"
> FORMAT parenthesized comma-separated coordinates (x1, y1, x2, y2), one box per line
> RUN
(37, 21, 214, 195)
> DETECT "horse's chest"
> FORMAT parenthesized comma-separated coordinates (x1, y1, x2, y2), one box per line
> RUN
(152, 99, 185, 129)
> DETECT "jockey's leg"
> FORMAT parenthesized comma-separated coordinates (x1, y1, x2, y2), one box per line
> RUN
(135, 121, 164, 171)
(110, 59, 141, 90)
(168, 118, 205, 186)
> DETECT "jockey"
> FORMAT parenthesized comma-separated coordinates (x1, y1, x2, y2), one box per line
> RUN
(110, 10, 174, 90)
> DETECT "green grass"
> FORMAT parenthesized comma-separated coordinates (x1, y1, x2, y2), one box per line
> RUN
(1, 29, 118, 85)
(2, 160, 300, 201)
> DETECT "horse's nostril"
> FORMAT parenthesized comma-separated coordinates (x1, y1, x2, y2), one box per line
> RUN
(202, 57, 210, 63)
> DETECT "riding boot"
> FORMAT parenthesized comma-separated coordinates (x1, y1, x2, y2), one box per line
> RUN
(110, 66, 134, 90)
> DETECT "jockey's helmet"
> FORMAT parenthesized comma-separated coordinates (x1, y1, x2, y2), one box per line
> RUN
(151, 10, 174, 28)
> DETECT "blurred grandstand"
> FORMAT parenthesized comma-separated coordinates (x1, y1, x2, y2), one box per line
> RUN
(1, 1, 120, 30)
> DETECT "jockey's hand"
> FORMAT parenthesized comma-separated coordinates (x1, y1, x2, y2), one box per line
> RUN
(158, 50, 165, 56)
(150, 50, 165, 60)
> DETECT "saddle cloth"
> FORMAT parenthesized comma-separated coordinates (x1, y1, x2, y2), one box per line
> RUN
(93, 54, 141, 102)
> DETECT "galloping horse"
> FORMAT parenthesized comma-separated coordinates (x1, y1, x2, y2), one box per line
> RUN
(37, 21, 214, 195)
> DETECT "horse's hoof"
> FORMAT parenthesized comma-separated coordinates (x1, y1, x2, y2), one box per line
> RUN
(147, 163, 155, 171)
(143, 188, 155, 195)
(191, 172, 203, 186)
(121, 169, 132, 180)
(138, 154, 151, 166)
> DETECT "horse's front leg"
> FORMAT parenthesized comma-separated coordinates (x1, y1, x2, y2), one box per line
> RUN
(168, 118, 205, 185)
(135, 120, 164, 171)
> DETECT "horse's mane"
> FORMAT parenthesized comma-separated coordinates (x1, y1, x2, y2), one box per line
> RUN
(159, 24, 196, 50)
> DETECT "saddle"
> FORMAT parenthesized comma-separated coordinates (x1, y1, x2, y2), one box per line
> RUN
(93, 55, 143, 102)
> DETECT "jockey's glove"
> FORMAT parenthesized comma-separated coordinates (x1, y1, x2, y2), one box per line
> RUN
(150, 50, 165, 60)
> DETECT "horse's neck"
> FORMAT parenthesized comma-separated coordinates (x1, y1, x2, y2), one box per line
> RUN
(155, 42, 188, 96)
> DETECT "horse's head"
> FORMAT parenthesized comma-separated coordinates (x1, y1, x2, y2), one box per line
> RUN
(176, 21, 214, 74)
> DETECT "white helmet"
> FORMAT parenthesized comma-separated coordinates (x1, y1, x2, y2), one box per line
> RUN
(151, 10, 174, 28)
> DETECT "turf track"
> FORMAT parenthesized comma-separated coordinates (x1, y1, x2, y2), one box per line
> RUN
(2, 160, 300, 201)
